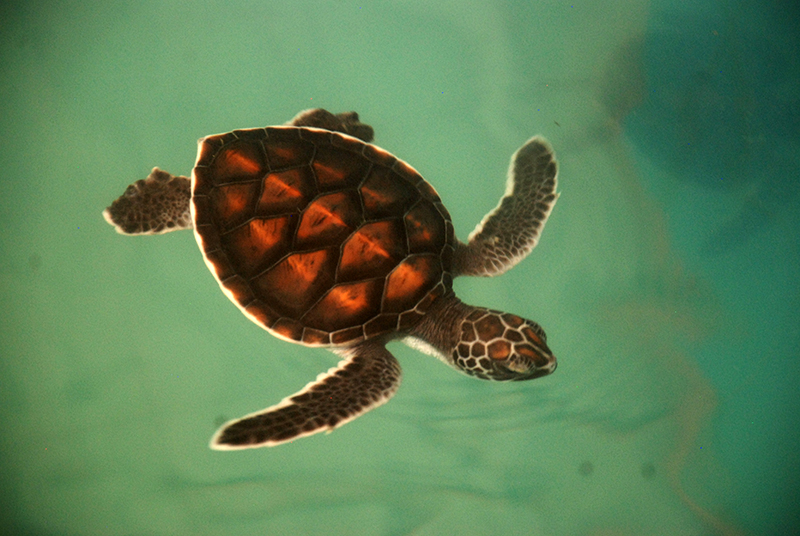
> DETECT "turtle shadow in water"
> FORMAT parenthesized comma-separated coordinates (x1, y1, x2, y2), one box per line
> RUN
(620, 7, 800, 255)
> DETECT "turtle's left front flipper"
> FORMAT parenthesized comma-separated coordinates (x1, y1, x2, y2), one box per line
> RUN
(210, 342, 402, 449)
(103, 167, 192, 235)
(453, 137, 559, 277)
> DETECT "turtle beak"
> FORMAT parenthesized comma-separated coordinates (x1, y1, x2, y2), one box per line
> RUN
(505, 338, 557, 381)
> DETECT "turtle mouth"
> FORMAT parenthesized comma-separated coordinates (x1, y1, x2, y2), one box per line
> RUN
(509, 358, 557, 381)
(460, 352, 556, 382)
(500, 348, 557, 381)
(452, 342, 556, 381)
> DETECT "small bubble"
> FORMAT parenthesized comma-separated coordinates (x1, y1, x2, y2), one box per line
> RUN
(578, 460, 593, 476)
(28, 253, 42, 271)
(641, 462, 656, 480)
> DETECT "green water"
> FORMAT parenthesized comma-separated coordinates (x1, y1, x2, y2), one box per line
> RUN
(1, 1, 798, 535)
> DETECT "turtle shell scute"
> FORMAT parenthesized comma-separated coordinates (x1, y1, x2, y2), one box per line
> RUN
(192, 126, 454, 346)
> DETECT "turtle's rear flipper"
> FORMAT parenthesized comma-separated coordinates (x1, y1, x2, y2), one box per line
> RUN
(453, 136, 559, 277)
(288, 108, 374, 143)
(210, 342, 401, 449)
(103, 167, 192, 235)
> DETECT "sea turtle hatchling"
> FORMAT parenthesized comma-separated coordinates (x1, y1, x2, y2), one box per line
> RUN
(103, 108, 559, 449)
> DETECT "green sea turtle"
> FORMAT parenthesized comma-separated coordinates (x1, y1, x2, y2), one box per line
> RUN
(103, 108, 559, 449)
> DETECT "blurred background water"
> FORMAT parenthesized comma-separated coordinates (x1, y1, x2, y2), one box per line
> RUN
(1, 1, 798, 535)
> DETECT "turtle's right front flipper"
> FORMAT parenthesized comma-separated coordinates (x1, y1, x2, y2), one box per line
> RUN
(210, 341, 401, 449)
(103, 167, 192, 235)
(453, 137, 559, 277)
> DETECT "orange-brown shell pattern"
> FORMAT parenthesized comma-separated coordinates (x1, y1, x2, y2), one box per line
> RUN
(192, 127, 456, 347)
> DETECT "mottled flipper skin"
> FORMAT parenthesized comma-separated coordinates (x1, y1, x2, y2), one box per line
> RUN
(212, 342, 400, 449)
(288, 108, 374, 143)
(103, 168, 191, 235)
(453, 137, 559, 276)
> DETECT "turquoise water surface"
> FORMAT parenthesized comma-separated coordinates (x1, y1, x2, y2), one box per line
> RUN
(1, 2, 798, 535)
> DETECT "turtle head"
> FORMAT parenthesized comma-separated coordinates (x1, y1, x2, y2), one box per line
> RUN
(448, 309, 556, 381)
(406, 301, 556, 382)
